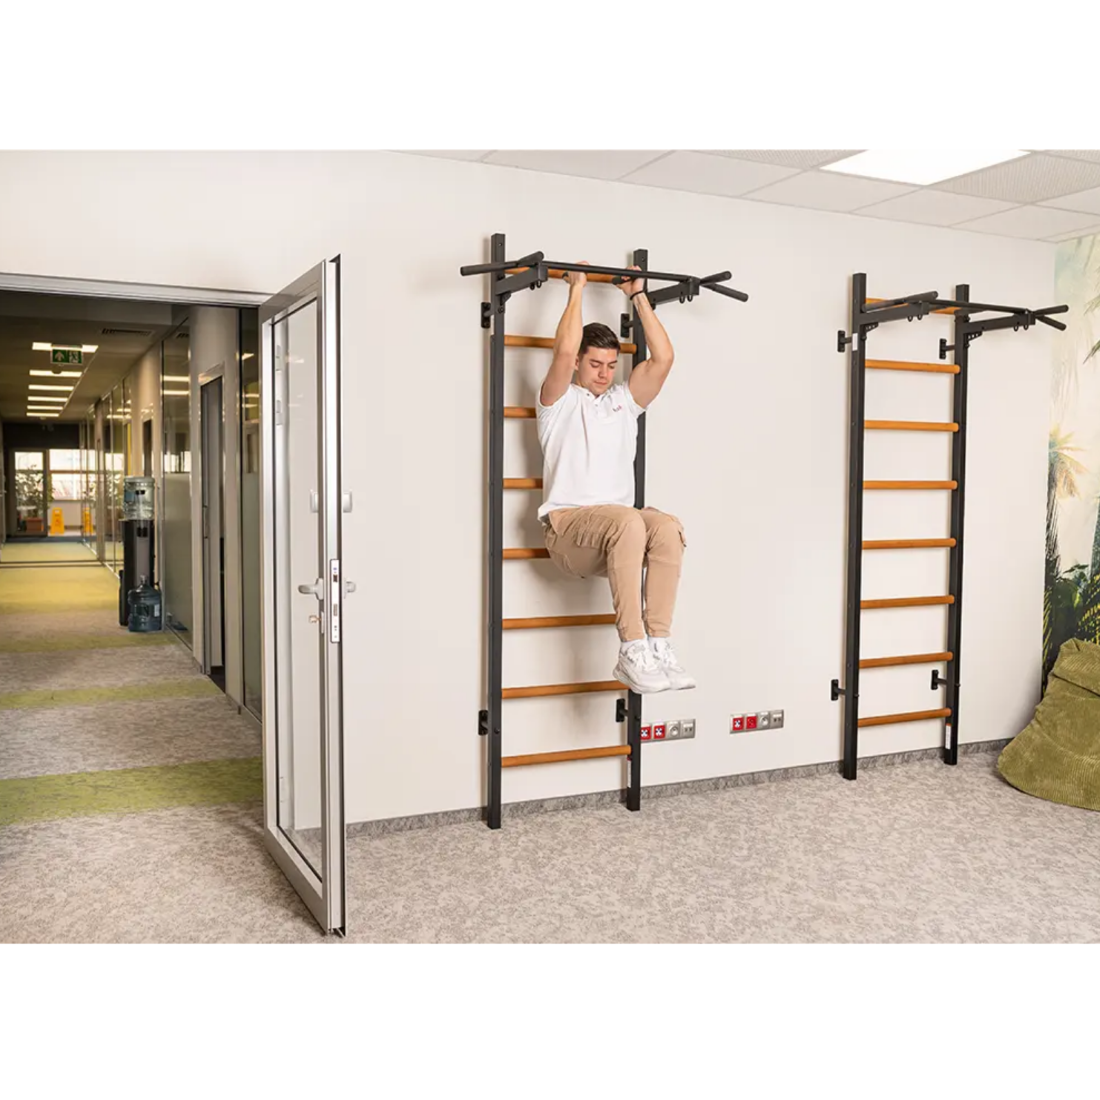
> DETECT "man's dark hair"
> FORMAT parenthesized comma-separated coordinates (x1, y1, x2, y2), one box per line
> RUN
(578, 322, 621, 357)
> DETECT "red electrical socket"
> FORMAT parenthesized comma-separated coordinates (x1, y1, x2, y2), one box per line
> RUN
(640, 725, 652, 742)
(653, 722, 666, 741)
(745, 714, 758, 730)
(731, 715, 745, 732)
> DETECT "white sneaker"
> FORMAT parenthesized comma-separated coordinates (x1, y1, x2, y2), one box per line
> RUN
(614, 640, 671, 694)
(651, 638, 696, 691)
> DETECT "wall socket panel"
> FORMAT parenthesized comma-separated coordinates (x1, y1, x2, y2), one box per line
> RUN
(730, 710, 784, 733)
(641, 719, 696, 743)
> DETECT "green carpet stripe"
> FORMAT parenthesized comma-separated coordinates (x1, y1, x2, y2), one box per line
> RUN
(0, 633, 176, 654)
(0, 678, 222, 711)
(0, 757, 262, 826)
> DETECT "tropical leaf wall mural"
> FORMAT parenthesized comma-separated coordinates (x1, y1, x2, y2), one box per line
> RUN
(1047, 233, 1100, 682)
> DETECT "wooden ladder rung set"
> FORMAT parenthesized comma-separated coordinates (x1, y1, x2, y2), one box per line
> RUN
(462, 236, 748, 828)
(834, 278, 1068, 779)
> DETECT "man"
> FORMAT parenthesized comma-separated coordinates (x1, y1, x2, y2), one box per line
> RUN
(536, 261, 694, 695)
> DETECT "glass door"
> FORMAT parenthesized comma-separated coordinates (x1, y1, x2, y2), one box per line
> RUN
(260, 259, 346, 935)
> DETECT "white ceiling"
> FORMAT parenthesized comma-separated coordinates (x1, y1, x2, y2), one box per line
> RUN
(399, 150, 1100, 243)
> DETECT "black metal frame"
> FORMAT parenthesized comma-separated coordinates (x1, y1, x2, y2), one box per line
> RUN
(465, 236, 746, 829)
(833, 274, 1066, 780)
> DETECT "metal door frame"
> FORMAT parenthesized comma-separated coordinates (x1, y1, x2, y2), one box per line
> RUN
(259, 258, 345, 935)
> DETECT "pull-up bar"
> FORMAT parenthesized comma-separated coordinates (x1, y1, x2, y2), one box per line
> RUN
(460, 250, 749, 305)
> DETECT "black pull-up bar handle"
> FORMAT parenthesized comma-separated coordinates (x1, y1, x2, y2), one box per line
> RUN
(1033, 305, 1070, 318)
(1036, 314, 1068, 332)
(699, 271, 732, 285)
(703, 282, 749, 303)
(460, 252, 545, 277)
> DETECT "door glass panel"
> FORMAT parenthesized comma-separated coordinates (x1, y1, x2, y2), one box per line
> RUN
(275, 303, 324, 876)
(240, 309, 262, 718)
(162, 322, 193, 646)
(14, 452, 45, 535)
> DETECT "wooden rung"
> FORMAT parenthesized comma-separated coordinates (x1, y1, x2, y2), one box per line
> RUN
(503, 680, 625, 700)
(860, 651, 953, 669)
(861, 595, 955, 609)
(864, 480, 957, 490)
(506, 266, 623, 285)
(865, 420, 958, 433)
(502, 745, 631, 768)
(866, 298, 959, 316)
(503, 614, 617, 630)
(859, 707, 952, 728)
(863, 538, 956, 550)
(504, 548, 550, 560)
(504, 478, 543, 489)
(505, 334, 638, 354)
(504, 407, 536, 419)
(866, 359, 960, 375)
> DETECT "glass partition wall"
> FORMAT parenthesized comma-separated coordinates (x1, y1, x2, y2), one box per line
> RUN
(161, 320, 193, 646)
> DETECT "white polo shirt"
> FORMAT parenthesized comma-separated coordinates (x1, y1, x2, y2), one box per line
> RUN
(536, 382, 647, 522)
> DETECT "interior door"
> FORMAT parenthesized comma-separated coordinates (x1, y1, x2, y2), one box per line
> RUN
(260, 258, 346, 935)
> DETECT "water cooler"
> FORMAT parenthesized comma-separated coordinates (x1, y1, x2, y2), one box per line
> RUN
(119, 476, 159, 629)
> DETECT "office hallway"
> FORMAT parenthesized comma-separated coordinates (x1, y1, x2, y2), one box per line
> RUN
(0, 550, 261, 828)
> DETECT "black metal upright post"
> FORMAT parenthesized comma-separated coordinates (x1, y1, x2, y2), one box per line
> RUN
(842, 272, 868, 780)
(486, 232, 506, 829)
(626, 247, 648, 812)
(944, 283, 970, 766)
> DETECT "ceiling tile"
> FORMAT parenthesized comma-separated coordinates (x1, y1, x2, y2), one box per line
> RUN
(620, 151, 798, 196)
(480, 150, 669, 180)
(743, 170, 915, 212)
(857, 190, 1018, 226)
(934, 153, 1100, 202)
(1043, 150, 1100, 164)
(1044, 223, 1100, 243)
(1038, 184, 1100, 215)
(699, 150, 861, 170)
(399, 150, 494, 161)
(953, 205, 1100, 240)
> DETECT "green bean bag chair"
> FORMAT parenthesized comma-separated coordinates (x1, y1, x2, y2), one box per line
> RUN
(998, 637, 1100, 811)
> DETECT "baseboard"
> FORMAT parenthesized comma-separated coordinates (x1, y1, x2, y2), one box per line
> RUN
(345, 738, 1012, 839)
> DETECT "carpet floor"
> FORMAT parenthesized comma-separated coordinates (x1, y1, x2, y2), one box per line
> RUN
(1, 750, 1097, 943)
(0, 546, 261, 830)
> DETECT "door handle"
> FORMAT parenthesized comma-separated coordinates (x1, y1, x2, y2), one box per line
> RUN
(297, 579, 323, 599)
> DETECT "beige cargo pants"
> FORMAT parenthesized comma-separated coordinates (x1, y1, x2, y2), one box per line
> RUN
(543, 505, 686, 642)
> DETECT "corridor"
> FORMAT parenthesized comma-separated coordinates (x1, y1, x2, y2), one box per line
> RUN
(0, 545, 269, 930)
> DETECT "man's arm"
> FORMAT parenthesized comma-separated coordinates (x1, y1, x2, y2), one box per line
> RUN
(539, 264, 587, 407)
(622, 269, 675, 409)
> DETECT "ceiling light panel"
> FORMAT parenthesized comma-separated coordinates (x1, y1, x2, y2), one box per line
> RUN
(822, 149, 1027, 186)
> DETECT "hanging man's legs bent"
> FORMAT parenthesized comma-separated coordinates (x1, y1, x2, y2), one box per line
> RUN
(543, 505, 691, 692)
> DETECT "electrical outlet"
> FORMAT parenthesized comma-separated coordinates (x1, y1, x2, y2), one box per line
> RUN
(641, 724, 652, 742)
(653, 722, 667, 741)
(667, 720, 681, 740)
(756, 711, 771, 729)
(745, 714, 758, 731)
(731, 715, 744, 733)
(681, 719, 695, 740)
(770, 710, 784, 729)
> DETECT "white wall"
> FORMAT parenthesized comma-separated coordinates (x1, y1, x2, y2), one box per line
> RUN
(129, 346, 161, 487)
(0, 152, 1055, 824)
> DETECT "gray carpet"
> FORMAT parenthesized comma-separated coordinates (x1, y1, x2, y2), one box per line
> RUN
(2, 749, 1097, 943)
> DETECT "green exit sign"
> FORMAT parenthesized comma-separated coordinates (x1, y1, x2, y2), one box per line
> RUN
(51, 348, 83, 365)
